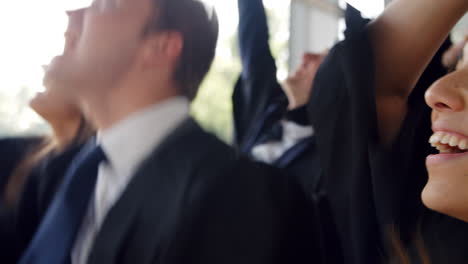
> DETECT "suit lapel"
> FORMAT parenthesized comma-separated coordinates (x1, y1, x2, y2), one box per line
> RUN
(87, 118, 201, 264)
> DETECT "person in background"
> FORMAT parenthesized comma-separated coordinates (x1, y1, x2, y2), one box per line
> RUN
(0, 3, 97, 252)
(0, 63, 94, 262)
(0, 4, 99, 206)
(307, 0, 468, 263)
(442, 34, 468, 71)
(16, 0, 317, 263)
(233, 0, 326, 195)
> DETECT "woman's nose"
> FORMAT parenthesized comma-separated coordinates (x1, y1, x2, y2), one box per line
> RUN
(425, 71, 467, 113)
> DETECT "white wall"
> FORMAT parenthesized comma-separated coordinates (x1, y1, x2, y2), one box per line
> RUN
(453, 14, 468, 42)
(289, 0, 466, 72)
(289, 0, 342, 71)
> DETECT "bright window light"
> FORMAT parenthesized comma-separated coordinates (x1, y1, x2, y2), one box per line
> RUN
(343, 0, 385, 17)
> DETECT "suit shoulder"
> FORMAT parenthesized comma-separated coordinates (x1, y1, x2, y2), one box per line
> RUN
(0, 136, 43, 150)
(0, 136, 44, 168)
(161, 119, 287, 193)
(177, 123, 239, 165)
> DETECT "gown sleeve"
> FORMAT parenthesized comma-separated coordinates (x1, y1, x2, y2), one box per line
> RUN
(232, 0, 287, 150)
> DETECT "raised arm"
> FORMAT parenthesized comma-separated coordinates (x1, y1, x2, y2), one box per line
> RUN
(237, 0, 276, 78)
(233, 0, 285, 148)
(369, 0, 468, 144)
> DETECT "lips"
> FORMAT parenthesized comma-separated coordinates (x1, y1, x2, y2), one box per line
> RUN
(427, 131, 468, 166)
(45, 55, 64, 73)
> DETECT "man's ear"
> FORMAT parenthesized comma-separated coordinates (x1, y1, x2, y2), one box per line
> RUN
(164, 31, 183, 61)
(141, 31, 183, 69)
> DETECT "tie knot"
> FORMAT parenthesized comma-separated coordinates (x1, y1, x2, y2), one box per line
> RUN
(87, 145, 107, 164)
(80, 137, 107, 166)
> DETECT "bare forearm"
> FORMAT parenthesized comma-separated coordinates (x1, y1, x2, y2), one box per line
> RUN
(369, 0, 467, 145)
(370, 0, 468, 98)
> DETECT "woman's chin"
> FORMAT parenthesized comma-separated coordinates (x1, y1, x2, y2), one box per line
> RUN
(422, 180, 468, 223)
(29, 92, 49, 115)
(30, 91, 47, 103)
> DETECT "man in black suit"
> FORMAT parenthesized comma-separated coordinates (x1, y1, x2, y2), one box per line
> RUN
(13, 0, 319, 264)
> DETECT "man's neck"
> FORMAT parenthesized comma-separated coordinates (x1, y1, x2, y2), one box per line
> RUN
(82, 84, 180, 131)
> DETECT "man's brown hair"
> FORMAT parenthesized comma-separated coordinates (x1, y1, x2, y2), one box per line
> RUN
(145, 0, 219, 101)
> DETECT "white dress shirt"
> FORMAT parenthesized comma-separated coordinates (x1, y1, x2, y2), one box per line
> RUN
(72, 97, 189, 264)
(251, 120, 314, 164)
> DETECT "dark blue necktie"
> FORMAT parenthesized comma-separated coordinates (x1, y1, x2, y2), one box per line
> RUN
(274, 137, 313, 168)
(256, 121, 283, 145)
(19, 140, 106, 264)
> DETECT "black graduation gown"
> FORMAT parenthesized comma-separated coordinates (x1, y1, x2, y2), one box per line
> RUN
(308, 25, 468, 263)
(233, 0, 321, 197)
(0, 137, 43, 193)
(0, 136, 43, 262)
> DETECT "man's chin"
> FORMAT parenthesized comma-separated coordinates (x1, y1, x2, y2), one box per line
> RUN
(43, 57, 77, 88)
(48, 55, 64, 66)
(46, 54, 78, 75)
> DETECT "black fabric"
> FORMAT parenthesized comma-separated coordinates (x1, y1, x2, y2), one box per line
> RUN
(233, 71, 287, 153)
(84, 118, 319, 264)
(233, 67, 321, 205)
(0, 137, 43, 194)
(7, 118, 320, 264)
(285, 106, 310, 126)
(233, 0, 285, 148)
(0, 143, 84, 264)
(18, 142, 106, 264)
(255, 120, 284, 145)
(344, 4, 370, 39)
(233, 0, 321, 198)
(0, 136, 43, 263)
(308, 24, 468, 263)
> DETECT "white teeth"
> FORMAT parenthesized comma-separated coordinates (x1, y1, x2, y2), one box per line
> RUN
(460, 140, 468, 150)
(429, 133, 443, 144)
(449, 136, 459, 147)
(429, 131, 468, 153)
(441, 134, 451, 144)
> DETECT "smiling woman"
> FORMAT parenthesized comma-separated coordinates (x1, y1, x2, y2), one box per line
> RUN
(423, 40, 468, 223)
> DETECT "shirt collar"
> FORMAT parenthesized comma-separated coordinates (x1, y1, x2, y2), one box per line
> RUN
(97, 96, 189, 178)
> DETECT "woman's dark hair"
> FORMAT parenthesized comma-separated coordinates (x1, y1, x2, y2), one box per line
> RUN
(386, 224, 431, 264)
(3, 116, 94, 206)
